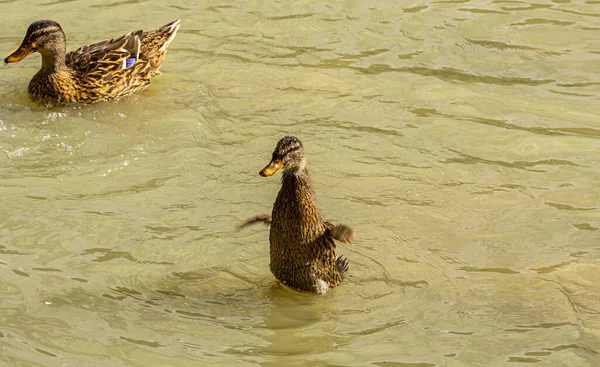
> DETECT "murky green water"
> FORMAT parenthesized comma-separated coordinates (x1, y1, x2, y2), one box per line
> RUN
(1, 0, 599, 366)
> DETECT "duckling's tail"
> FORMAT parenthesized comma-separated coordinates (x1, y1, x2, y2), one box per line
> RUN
(335, 255, 350, 279)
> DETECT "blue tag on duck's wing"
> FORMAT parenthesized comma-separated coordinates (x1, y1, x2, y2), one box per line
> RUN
(125, 57, 136, 68)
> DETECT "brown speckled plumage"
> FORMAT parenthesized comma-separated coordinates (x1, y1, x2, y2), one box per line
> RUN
(242, 136, 354, 294)
(5, 19, 179, 104)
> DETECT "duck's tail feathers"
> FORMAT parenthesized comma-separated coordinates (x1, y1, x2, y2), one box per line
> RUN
(140, 19, 180, 73)
(158, 19, 180, 51)
(238, 214, 272, 230)
(335, 255, 350, 279)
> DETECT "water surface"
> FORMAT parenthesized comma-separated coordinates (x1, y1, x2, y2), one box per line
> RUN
(1, 0, 599, 366)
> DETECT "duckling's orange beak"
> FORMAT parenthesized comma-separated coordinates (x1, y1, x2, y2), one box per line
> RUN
(260, 159, 283, 177)
(4, 43, 35, 64)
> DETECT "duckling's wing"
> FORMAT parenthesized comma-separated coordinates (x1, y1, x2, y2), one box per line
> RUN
(325, 221, 354, 244)
(66, 30, 145, 77)
(321, 226, 350, 279)
(238, 214, 272, 229)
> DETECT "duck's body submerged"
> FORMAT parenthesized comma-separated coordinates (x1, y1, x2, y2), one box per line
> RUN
(242, 136, 353, 294)
(5, 19, 179, 104)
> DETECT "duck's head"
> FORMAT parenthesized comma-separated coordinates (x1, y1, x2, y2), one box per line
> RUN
(260, 136, 306, 177)
(5, 20, 66, 64)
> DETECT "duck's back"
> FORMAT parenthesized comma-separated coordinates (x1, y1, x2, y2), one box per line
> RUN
(57, 20, 180, 103)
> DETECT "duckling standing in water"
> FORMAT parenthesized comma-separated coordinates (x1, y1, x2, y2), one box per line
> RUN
(241, 136, 354, 294)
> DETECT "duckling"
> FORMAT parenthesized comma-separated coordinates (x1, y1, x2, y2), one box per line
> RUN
(241, 136, 354, 294)
(4, 19, 179, 104)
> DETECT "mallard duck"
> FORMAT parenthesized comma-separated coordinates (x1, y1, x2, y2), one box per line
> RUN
(4, 19, 180, 104)
(240, 136, 354, 294)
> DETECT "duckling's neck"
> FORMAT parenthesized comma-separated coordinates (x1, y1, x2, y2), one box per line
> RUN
(39, 46, 68, 73)
(275, 167, 324, 242)
(281, 168, 314, 197)
(279, 168, 319, 217)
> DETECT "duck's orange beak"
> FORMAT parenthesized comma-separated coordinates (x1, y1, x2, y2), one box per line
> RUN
(4, 43, 35, 64)
(260, 159, 283, 177)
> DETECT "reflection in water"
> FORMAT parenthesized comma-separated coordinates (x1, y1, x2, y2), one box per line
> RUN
(231, 286, 344, 366)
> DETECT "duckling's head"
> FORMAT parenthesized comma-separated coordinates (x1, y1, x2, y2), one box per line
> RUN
(5, 20, 66, 64)
(260, 136, 306, 177)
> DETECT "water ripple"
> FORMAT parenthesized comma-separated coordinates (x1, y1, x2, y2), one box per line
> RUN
(465, 38, 565, 56)
(91, 0, 151, 8)
(119, 336, 164, 348)
(510, 18, 575, 27)
(355, 64, 554, 86)
(373, 362, 434, 367)
(409, 108, 600, 139)
(553, 8, 600, 18)
(459, 266, 519, 274)
(501, 3, 552, 11)
(266, 13, 315, 21)
(459, 7, 508, 15)
(444, 149, 582, 172)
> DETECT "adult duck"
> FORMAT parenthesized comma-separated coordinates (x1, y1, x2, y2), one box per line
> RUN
(4, 19, 179, 104)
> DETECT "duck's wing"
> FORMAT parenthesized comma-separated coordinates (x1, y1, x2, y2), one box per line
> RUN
(66, 30, 146, 77)
(238, 214, 272, 229)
